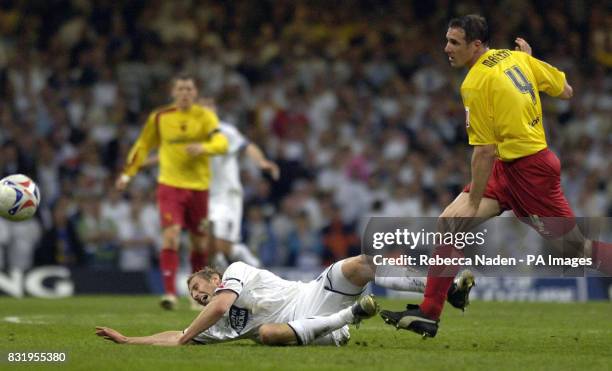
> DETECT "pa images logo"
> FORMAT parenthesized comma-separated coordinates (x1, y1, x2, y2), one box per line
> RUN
(229, 306, 249, 333)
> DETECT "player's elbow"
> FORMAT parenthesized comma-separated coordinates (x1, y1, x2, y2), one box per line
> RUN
(177, 335, 192, 346)
(209, 298, 233, 318)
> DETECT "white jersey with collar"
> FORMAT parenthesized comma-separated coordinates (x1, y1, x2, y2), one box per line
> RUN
(209, 122, 249, 198)
(192, 262, 303, 344)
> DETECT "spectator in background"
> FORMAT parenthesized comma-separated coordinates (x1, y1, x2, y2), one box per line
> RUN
(244, 204, 278, 266)
(36, 196, 84, 267)
(286, 210, 322, 268)
(75, 196, 117, 269)
(0, 1, 606, 274)
(319, 198, 360, 266)
(116, 193, 154, 272)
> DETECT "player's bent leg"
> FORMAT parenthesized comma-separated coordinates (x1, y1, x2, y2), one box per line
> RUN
(258, 324, 300, 346)
(340, 255, 376, 288)
(160, 225, 181, 310)
(352, 254, 429, 293)
(285, 295, 379, 346)
(162, 224, 181, 250)
(380, 194, 499, 337)
(258, 323, 350, 347)
(439, 192, 501, 231)
(533, 224, 612, 276)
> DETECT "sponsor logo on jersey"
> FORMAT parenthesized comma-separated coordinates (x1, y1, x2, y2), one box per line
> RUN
(229, 306, 249, 333)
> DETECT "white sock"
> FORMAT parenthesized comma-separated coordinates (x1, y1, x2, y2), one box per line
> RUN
(311, 326, 350, 346)
(229, 243, 261, 267)
(288, 307, 354, 345)
(374, 276, 426, 292)
(374, 265, 426, 292)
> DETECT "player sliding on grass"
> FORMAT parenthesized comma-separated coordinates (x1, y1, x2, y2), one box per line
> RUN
(380, 15, 611, 338)
(96, 256, 474, 346)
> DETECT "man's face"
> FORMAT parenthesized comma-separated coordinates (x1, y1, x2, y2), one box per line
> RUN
(172, 79, 197, 109)
(444, 27, 478, 68)
(188, 275, 219, 306)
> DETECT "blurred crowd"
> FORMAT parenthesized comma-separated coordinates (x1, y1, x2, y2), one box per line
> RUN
(0, 0, 610, 272)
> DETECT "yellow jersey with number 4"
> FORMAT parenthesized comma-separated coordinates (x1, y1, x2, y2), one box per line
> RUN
(461, 49, 566, 161)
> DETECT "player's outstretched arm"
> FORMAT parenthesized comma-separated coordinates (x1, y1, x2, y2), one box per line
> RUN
(95, 327, 183, 346)
(246, 143, 280, 180)
(117, 113, 161, 191)
(178, 290, 238, 345)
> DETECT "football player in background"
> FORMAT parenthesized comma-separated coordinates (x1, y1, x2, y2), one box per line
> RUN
(116, 75, 228, 310)
(198, 97, 279, 271)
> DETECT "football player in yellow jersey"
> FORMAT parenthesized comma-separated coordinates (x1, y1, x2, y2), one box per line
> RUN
(115, 75, 228, 310)
(381, 15, 611, 337)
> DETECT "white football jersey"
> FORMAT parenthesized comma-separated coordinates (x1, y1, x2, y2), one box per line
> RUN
(192, 262, 303, 344)
(210, 122, 248, 198)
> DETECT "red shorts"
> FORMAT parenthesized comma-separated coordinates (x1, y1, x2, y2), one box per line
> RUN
(463, 149, 575, 237)
(156, 183, 208, 236)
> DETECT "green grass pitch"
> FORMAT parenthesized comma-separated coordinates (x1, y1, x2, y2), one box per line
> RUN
(1, 296, 610, 370)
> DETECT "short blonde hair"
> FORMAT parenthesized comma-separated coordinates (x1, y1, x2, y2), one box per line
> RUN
(186, 266, 221, 287)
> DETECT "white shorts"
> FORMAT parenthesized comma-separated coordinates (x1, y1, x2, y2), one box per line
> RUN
(209, 193, 243, 243)
(190, 260, 365, 346)
(292, 259, 366, 320)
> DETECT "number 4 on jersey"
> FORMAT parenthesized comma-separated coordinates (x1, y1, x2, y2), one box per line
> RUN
(504, 65, 536, 105)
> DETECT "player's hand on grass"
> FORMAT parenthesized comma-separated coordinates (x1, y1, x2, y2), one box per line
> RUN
(96, 326, 128, 344)
(514, 37, 532, 55)
(260, 160, 280, 180)
(186, 143, 205, 157)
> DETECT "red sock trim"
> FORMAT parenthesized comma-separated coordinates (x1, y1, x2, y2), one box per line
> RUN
(190, 250, 207, 273)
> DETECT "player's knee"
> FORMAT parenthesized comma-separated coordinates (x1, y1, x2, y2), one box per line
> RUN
(340, 256, 372, 287)
(258, 325, 282, 345)
(162, 225, 181, 249)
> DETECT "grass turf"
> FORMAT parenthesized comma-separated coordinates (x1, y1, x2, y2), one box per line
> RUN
(0, 296, 610, 370)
